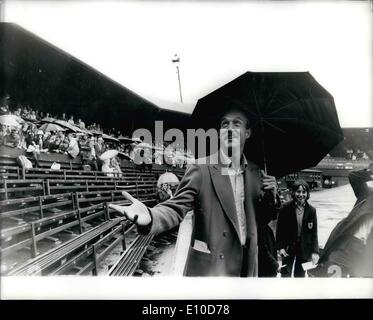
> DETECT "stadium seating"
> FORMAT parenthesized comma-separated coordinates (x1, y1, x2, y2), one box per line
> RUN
(0, 151, 184, 276)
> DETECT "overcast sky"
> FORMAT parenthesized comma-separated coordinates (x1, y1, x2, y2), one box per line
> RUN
(3, 0, 373, 127)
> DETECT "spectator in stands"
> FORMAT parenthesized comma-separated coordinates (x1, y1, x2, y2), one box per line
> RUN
(23, 127, 35, 149)
(110, 156, 123, 178)
(3, 128, 21, 148)
(101, 158, 114, 177)
(60, 113, 67, 121)
(29, 111, 37, 121)
(35, 130, 45, 150)
(25, 130, 44, 168)
(0, 104, 10, 115)
(276, 180, 319, 277)
(58, 132, 69, 153)
(78, 118, 85, 129)
(81, 136, 98, 171)
(94, 136, 106, 158)
(48, 131, 64, 153)
(43, 131, 57, 151)
(156, 183, 173, 203)
(91, 136, 103, 170)
(66, 133, 80, 158)
(14, 107, 22, 116)
(43, 112, 53, 121)
(68, 115, 75, 125)
(0, 95, 11, 115)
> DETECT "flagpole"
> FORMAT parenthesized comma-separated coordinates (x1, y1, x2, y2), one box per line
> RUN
(176, 65, 183, 103)
(172, 54, 183, 104)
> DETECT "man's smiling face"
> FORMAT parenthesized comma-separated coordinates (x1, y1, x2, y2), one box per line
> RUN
(219, 109, 251, 154)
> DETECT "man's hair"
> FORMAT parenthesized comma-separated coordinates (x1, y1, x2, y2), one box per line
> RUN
(291, 180, 310, 200)
(219, 105, 251, 129)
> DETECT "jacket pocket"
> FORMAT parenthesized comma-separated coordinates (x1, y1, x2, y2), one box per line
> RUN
(184, 246, 212, 276)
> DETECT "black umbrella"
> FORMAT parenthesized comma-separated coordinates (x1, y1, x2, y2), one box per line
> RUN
(191, 71, 344, 178)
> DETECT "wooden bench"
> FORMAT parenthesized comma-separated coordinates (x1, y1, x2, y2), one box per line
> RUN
(1, 192, 156, 261)
(45, 179, 140, 195)
(108, 233, 154, 276)
(0, 193, 74, 221)
(0, 166, 21, 179)
(0, 179, 45, 200)
(7, 218, 126, 276)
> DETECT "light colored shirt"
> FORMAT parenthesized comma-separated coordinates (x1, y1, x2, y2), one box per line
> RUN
(67, 138, 80, 158)
(220, 151, 248, 245)
(295, 203, 305, 238)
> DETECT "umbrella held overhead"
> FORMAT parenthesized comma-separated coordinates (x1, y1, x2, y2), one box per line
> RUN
(192, 71, 344, 178)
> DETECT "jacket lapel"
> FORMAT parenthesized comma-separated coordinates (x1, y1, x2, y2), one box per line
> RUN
(208, 164, 241, 240)
(301, 203, 310, 235)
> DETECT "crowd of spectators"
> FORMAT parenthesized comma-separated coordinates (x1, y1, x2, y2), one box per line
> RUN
(0, 95, 194, 173)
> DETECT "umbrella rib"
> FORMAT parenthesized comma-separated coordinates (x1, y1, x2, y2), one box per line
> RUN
(261, 119, 287, 134)
(266, 97, 327, 116)
(262, 117, 342, 139)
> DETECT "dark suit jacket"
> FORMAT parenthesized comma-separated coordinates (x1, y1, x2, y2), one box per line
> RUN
(316, 170, 373, 277)
(142, 156, 279, 277)
(276, 200, 319, 261)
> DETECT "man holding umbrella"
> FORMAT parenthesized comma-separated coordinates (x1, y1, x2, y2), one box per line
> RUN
(110, 105, 279, 277)
(109, 71, 343, 277)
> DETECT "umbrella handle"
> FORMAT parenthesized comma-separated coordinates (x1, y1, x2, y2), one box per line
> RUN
(259, 118, 268, 175)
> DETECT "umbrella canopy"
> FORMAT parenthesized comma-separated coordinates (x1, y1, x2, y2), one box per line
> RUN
(52, 119, 80, 132)
(157, 172, 180, 187)
(118, 135, 134, 143)
(0, 114, 24, 127)
(192, 71, 344, 178)
(102, 133, 120, 143)
(41, 116, 56, 122)
(90, 129, 104, 136)
(99, 149, 119, 161)
(52, 119, 88, 134)
(118, 135, 142, 144)
(39, 122, 65, 132)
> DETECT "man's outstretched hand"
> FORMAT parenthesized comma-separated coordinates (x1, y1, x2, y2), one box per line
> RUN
(108, 191, 152, 226)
